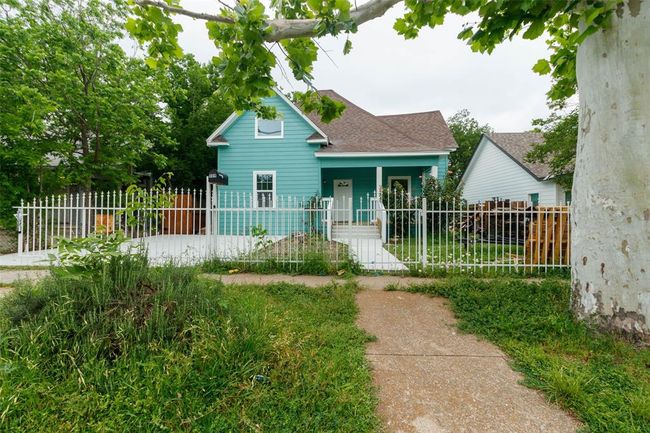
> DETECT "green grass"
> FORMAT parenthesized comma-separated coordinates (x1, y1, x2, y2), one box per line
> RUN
(387, 233, 525, 267)
(0, 257, 378, 432)
(406, 278, 650, 433)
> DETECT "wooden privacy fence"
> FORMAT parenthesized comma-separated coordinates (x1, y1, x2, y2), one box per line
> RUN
(12, 189, 572, 273)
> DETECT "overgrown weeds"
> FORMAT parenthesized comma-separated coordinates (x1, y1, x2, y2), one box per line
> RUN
(0, 254, 378, 431)
(407, 278, 650, 433)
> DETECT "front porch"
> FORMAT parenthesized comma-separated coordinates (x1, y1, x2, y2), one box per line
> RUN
(320, 159, 443, 223)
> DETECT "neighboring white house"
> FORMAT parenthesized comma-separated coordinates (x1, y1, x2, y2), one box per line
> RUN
(460, 132, 570, 206)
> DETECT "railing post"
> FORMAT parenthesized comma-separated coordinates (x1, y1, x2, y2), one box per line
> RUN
(15, 205, 23, 255)
(205, 177, 211, 236)
(421, 197, 427, 268)
(81, 194, 87, 237)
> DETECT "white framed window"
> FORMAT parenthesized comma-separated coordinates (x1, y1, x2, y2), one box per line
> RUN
(255, 117, 284, 139)
(253, 171, 276, 208)
(388, 176, 412, 195)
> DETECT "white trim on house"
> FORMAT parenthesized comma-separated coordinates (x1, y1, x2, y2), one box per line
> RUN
(206, 112, 237, 146)
(254, 117, 284, 139)
(306, 138, 328, 144)
(205, 88, 329, 146)
(387, 176, 411, 195)
(252, 170, 277, 208)
(315, 151, 450, 158)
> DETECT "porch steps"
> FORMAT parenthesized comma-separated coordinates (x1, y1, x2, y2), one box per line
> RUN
(332, 224, 381, 240)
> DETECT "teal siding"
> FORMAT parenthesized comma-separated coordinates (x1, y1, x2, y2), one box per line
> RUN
(216, 95, 321, 235)
(217, 95, 321, 199)
(436, 154, 448, 182)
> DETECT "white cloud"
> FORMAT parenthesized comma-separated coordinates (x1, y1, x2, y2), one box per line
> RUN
(174, 1, 554, 130)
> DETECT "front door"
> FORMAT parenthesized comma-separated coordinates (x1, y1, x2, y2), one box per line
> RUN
(333, 179, 353, 222)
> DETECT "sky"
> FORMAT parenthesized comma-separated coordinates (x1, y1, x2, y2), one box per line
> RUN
(170, 0, 555, 131)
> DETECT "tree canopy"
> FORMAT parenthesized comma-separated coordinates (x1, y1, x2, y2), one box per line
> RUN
(527, 109, 578, 190)
(127, 0, 623, 118)
(0, 0, 232, 226)
(446, 109, 492, 185)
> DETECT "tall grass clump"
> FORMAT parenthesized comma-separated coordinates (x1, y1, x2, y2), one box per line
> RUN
(0, 248, 377, 431)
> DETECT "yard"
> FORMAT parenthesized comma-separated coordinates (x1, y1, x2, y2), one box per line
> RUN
(386, 233, 527, 271)
(0, 260, 378, 432)
(0, 255, 647, 432)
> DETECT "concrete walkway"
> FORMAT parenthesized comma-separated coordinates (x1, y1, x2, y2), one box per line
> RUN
(356, 290, 580, 433)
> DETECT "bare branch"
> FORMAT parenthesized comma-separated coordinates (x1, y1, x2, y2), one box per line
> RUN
(134, 0, 403, 42)
(266, 0, 403, 41)
(133, 0, 235, 25)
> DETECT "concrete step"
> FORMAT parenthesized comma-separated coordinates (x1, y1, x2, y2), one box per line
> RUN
(332, 225, 381, 240)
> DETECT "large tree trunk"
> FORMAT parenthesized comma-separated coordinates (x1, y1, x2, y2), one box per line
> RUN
(572, 0, 650, 339)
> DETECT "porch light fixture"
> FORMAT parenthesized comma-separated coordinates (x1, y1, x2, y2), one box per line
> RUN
(208, 169, 229, 185)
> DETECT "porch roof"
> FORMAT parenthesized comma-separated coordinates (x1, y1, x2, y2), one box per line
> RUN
(319, 154, 441, 168)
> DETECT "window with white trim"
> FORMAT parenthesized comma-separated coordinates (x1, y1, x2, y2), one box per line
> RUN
(388, 176, 412, 195)
(253, 171, 276, 207)
(255, 117, 284, 139)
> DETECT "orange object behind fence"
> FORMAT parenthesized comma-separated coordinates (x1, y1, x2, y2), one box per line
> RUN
(95, 214, 114, 234)
(526, 206, 570, 265)
(163, 194, 195, 234)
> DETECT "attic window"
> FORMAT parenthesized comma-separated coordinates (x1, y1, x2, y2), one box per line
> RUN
(255, 117, 283, 139)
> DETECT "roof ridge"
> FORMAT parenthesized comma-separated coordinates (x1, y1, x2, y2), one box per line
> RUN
(377, 110, 442, 118)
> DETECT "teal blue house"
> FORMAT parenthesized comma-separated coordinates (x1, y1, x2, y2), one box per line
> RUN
(206, 90, 457, 229)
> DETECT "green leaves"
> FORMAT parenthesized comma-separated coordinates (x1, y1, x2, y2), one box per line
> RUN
(293, 90, 346, 123)
(533, 58, 552, 75)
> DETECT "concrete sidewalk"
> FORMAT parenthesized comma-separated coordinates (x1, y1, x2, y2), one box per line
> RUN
(356, 290, 580, 433)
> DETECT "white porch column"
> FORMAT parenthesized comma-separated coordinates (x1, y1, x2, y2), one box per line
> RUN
(376, 166, 382, 196)
(430, 165, 439, 179)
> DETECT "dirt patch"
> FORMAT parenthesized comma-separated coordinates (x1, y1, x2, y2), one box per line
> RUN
(255, 233, 347, 262)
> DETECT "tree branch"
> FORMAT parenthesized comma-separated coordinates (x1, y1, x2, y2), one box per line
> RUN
(134, 0, 404, 42)
(133, 0, 235, 25)
(266, 0, 403, 41)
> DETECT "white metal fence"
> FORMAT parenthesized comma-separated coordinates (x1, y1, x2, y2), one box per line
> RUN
(12, 187, 571, 273)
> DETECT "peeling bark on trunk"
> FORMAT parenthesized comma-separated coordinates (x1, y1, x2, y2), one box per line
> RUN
(572, 0, 650, 339)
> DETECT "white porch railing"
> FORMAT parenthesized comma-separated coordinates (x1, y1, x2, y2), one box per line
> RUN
(10, 188, 572, 273)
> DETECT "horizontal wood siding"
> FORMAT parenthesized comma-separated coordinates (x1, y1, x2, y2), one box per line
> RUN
(216, 95, 322, 235)
(461, 137, 561, 205)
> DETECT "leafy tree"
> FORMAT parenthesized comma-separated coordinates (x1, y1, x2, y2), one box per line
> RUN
(527, 109, 578, 190)
(446, 109, 492, 184)
(0, 0, 171, 226)
(129, 0, 650, 337)
(139, 55, 232, 189)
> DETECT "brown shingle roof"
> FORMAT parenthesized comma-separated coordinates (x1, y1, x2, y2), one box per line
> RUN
(378, 111, 457, 151)
(487, 132, 550, 179)
(305, 90, 456, 153)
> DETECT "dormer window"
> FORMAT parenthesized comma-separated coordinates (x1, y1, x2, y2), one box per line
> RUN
(255, 117, 284, 139)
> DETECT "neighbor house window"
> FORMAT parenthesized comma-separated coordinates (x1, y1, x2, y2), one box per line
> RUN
(255, 117, 283, 139)
(253, 171, 276, 207)
(388, 176, 411, 195)
(564, 191, 572, 204)
(528, 193, 539, 206)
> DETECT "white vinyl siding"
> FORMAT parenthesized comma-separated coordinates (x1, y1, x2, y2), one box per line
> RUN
(461, 137, 562, 205)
